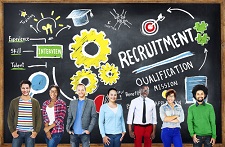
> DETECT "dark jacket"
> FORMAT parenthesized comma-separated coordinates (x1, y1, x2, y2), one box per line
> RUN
(7, 97, 42, 133)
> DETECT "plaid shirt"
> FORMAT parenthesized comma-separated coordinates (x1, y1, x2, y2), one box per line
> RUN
(42, 99, 67, 134)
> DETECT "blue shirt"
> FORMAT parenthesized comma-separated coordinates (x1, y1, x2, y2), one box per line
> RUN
(159, 102, 184, 129)
(99, 103, 126, 138)
(73, 100, 85, 134)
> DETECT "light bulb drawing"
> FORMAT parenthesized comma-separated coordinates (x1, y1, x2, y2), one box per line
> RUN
(35, 17, 57, 34)
(31, 10, 69, 37)
(42, 23, 53, 35)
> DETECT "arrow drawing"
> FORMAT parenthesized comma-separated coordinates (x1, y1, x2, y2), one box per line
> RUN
(167, 7, 194, 19)
(151, 13, 165, 27)
(28, 62, 47, 68)
(30, 25, 38, 33)
(30, 38, 46, 43)
(36, 17, 57, 32)
(55, 25, 71, 37)
(199, 48, 208, 70)
(23, 50, 34, 53)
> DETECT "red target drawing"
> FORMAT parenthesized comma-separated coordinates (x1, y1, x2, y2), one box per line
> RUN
(141, 19, 159, 36)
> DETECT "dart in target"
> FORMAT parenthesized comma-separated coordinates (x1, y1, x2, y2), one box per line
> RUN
(141, 13, 165, 36)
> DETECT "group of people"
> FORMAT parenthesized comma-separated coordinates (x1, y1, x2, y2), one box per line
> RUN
(7, 80, 216, 147)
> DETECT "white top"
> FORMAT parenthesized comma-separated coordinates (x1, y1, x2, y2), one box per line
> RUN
(46, 106, 55, 125)
(127, 96, 157, 125)
(108, 105, 118, 114)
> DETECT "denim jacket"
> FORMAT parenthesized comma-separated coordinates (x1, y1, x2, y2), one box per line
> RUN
(159, 102, 184, 129)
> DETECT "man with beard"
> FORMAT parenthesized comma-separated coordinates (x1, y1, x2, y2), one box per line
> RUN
(187, 84, 216, 147)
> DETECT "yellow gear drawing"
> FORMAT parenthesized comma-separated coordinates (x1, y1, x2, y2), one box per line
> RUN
(70, 69, 98, 95)
(69, 28, 111, 69)
(98, 63, 120, 85)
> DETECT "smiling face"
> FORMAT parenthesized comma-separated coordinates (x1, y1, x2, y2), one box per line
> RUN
(166, 93, 175, 104)
(49, 87, 58, 101)
(195, 90, 205, 103)
(108, 89, 117, 103)
(76, 84, 86, 99)
(20, 84, 31, 96)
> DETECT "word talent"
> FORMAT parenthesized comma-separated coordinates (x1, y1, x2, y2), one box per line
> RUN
(118, 27, 194, 68)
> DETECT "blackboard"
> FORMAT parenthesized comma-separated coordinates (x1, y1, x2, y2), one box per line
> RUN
(4, 3, 221, 144)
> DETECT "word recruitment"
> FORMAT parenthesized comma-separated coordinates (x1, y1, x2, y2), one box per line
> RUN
(118, 27, 194, 68)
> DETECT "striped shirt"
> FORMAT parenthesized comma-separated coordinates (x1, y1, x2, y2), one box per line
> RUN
(16, 98, 33, 132)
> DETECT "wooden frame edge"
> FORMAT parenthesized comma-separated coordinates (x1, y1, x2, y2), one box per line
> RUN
(0, 0, 224, 146)
(0, 0, 4, 145)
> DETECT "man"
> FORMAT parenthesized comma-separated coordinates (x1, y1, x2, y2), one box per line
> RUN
(127, 85, 157, 147)
(66, 83, 97, 147)
(187, 84, 216, 147)
(7, 80, 42, 147)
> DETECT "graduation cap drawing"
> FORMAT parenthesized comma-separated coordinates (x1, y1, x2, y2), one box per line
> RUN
(66, 9, 93, 27)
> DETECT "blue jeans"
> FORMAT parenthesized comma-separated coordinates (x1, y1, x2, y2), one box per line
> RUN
(45, 132, 63, 147)
(161, 128, 182, 147)
(12, 131, 35, 147)
(70, 134, 90, 147)
(193, 135, 212, 147)
(104, 134, 122, 147)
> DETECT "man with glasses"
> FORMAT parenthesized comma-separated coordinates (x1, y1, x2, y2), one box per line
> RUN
(127, 85, 157, 147)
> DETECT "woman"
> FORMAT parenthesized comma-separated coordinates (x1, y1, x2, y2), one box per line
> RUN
(160, 89, 184, 147)
(42, 85, 67, 147)
(99, 88, 126, 147)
